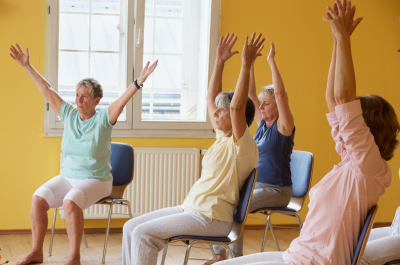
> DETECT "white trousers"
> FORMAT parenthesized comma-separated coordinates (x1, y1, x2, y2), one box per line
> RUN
(122, 205, 232, 265)
(361, 227, 400, 265)
(33, 175, 112, 210)
(215, 252, 292, 265)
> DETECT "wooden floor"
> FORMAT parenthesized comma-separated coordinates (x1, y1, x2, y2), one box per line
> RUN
(0, 229, 300, 265)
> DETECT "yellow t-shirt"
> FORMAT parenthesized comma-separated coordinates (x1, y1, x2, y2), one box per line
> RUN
(182, 127, 259, 223)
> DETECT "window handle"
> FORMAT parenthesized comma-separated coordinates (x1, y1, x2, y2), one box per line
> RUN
(136, 28, 141, 48)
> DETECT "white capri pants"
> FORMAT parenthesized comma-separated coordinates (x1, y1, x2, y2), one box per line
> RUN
(33, 175, 112, 210)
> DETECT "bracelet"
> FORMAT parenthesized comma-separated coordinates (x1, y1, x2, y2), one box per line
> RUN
(134, 79, 143, 89)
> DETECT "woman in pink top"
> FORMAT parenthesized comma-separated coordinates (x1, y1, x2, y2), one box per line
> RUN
(216, 0, 400, 264)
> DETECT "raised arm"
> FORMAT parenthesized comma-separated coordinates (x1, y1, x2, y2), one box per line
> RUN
(109, 60, 157, 124)
(231, 33, 264, 141)
(10, 44, 63, 117)
(206, 33, 239, 131)
(249, 60, 262, 125)
(325, 1, 361, 110)
(267, 43, 294, 136)
(326, 39, 337, 112)
(324, 0, 362, 105)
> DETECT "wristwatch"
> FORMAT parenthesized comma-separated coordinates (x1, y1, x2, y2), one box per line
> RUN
(134, 79, 143, 89)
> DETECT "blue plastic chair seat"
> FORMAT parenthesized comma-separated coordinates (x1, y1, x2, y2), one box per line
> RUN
(98, 196, 125, 201)
(169, 235, 231, 243)
(252, 207, 297, 213)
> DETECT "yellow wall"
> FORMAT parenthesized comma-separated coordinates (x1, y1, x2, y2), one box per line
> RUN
(1, 0, 399, 230)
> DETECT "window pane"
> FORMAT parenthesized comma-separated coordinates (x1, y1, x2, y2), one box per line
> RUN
(155, 0, 182, 17)
(153, 55, 181, 89)
(58, 51, 89, 87)
(91, 15, 120, 51)
(60, 0, 90, 13)
(59, 13, 90, 50)
(145, 0, 154, 16)
(141, 0, 212, 122)
(144, 17, 154, 53)
(90, 52, 119, 88)
(154, 18, 182, 54)
(91, 0, 120, 15)
(58, 0, 127, 122)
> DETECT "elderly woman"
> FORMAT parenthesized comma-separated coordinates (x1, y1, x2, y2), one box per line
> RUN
(206, 42, 295, 264)
(121, 32, 263, 265)
(9, 44, 157, 265)
(215, 1, 399, 265)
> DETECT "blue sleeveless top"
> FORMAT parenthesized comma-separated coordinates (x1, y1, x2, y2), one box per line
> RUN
(253, 119, 295, 186)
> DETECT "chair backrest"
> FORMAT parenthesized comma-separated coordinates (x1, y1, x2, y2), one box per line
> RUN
(352, 205, 378, 265)
(228, 169, 257, 242)
(291, 151, 313, 198)
(109, 142, 134, 197)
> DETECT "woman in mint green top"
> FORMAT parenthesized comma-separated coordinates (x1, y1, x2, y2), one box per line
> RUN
(10, 43, 157, 265)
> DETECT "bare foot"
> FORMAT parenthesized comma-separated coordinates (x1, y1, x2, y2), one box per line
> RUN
(201, 254, 227, 265)
(15, 251, 43, 265)
(64, 257, 81, 265)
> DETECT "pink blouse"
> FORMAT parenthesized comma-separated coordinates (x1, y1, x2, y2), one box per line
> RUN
(283, 100, 392, 265)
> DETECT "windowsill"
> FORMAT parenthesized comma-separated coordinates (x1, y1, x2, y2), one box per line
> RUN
(43, 128, 216, 138)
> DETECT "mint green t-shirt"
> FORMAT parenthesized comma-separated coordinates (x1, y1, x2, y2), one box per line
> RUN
(60, 101, 114, 181)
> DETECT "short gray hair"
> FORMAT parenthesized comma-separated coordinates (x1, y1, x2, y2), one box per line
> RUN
(215, 91, 234, 110)
(76, 78, 103, 99)
(214, 91, 256, 127)
(258, 84, 288, 103)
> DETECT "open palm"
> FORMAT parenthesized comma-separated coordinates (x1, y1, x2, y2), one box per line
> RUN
(10, 44, 30, 67)
(217, 33, 239, 62)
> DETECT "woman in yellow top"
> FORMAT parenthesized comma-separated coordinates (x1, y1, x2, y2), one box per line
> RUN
(122, 32, 263, 265)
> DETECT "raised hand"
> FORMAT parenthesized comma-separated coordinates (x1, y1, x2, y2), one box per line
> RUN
(323, 0, 363, 38)
(137, 60, 158, 85)
(10, 44, 30, 67)
(267, 42, 275, 62)
(216, 33, 239, 62)
(242, 32, 265, 66)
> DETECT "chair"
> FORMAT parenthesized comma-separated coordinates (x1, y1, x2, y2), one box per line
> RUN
(352, 205, 378, 265)
(48, 142, 134, 263)
(384, 261, 400, 265)
(251, 150, 314, 251)
(160, 168, 258, 265)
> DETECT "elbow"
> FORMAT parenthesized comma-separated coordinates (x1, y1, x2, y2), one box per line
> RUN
(334, 92, 356, 105)
(230, 104, 245, 114)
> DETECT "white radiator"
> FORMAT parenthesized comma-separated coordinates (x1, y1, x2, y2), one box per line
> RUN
(59, 148, 201, 219)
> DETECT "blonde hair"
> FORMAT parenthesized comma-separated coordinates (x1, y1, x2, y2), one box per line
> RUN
(258, 84, 288, 103)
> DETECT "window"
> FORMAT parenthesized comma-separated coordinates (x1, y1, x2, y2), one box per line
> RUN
(44, 0, 220, 138)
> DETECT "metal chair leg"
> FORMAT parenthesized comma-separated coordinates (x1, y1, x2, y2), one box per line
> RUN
(102, 200, 115, 264)
(209, 244, 217, 261)
(124, 200, 133, 219)
(295, 213, 303, 229)
(82, 230, 88, 248)
(260, 212, 270, 252)
(161, 244, 169, 265)
(48, 208, 57, 256)
(183, 243, 194, 265)
(224, 245, 235, 259)
(269, 219, 280, 251)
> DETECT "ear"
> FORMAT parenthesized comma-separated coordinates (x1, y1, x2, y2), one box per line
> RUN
(95, 97, 101, 105)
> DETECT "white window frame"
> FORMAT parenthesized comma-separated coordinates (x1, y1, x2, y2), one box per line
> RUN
(44, 0, 220, 138)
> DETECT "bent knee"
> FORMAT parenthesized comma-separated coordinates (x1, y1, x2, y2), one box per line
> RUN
(63, 189, 85, 210)
(33, 187, 54, 209)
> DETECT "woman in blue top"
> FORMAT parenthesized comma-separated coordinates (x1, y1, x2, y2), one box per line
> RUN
(10, 44, 157, 265)
(208, 42, 295, 263)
